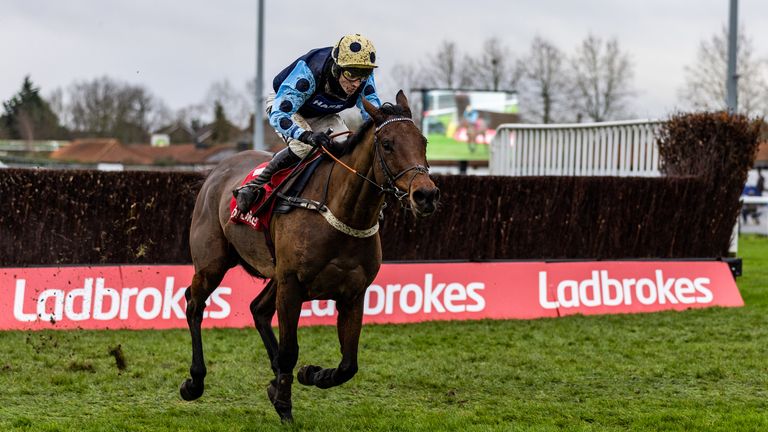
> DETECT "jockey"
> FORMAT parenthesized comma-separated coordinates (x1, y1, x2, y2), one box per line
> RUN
(233, 33, 382, 214)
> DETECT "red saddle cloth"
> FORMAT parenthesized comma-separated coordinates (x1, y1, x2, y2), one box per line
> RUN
(229, 153, 321, 231)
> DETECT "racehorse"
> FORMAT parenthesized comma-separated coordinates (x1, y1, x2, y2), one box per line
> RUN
(179, 91, 440, 422)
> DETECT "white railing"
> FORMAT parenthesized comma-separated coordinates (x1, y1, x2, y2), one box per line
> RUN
(490, 120, 663, 177)
(739, 195, 768, 237)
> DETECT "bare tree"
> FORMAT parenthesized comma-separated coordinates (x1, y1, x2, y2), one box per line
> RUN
(376, 62, 428, 113)
(680, 27, 768, 116)
(570, 34, 634, 122)
(174, 103, 202, 120)
(422, 40, 469, 89)
(204, 79, 251, 128)
(386, 62, 429, 94)
(518, 36, 570, 123)
(175, 103, 208, 128)
(66, 76, 167, 143)
(465, 37, 519, 91)
(150, 99, 174, 132)
(47, 87, 68, 127)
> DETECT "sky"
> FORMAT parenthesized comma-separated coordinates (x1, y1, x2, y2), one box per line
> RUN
(2, 0, 768, 122)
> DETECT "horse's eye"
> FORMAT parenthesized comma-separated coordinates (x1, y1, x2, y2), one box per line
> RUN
(381, 139, 394, 151)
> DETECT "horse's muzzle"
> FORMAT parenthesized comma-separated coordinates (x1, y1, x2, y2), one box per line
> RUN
(411, 186, 440, 217)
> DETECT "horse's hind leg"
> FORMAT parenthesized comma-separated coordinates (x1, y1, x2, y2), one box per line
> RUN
(298, 295, 364, 389)
(250, 279, 278, 376)
(179, 258, 232, 401)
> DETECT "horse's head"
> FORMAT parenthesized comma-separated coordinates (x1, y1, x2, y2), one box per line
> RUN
(362, 91, 440, 217)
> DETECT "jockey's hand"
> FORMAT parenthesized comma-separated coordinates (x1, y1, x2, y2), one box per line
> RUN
(300, 131, 332, 148)
(300, 131, 344, 156)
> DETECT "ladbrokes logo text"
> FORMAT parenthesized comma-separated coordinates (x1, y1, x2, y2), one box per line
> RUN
(13, 276, 231, 323)
(538, 269, 714, 309)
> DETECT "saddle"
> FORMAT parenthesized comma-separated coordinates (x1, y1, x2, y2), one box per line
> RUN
(229, 153, 324, 231)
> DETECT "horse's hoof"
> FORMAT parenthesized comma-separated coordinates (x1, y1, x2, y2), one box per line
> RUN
(297, 365, 321, 386)
(274, 400, 293, 423)
(179, 378, 204, 401)
(280, 413, 294, 423)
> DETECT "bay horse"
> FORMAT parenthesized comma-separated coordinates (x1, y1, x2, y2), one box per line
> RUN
(179, 91, 440, 421)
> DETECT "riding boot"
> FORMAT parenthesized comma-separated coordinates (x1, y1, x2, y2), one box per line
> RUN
(233, 148, 300, 214)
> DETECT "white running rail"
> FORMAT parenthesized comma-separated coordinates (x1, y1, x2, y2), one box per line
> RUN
(490, 120, 663, 176)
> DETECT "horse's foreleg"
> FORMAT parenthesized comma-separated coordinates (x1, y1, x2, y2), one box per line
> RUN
(298, 295, 364, 389)
(179, 264, 227, 401)
(268, 274, 303, 422)
(250, 279, 278, 376)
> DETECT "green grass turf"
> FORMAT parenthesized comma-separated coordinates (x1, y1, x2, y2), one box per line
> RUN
(425, 134, 490, 162)
(1, 236, 768, 431)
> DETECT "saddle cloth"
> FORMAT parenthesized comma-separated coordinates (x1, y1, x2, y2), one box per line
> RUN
(228, 153, 323, 231)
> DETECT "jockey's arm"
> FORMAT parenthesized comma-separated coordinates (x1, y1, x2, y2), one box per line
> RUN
(269, 61, 315, 141)
(355, 72, 382, 122)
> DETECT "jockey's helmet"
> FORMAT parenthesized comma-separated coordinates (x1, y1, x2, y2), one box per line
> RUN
(332, 33, 377, 71)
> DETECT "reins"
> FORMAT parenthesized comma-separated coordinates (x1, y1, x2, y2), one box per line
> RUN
(321, 130, 386, 194)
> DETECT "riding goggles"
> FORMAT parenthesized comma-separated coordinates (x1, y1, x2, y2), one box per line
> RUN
(341, 67, 372, 81)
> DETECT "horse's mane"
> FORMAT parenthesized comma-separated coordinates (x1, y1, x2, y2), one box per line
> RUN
(380, 102, 409, 117)
(343, 103, 410, 152)
(343, 120, 375, 152)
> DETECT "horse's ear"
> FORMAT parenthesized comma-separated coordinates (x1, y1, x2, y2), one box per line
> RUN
(362, 98, 385, 124)
(395, 90, 412, 118)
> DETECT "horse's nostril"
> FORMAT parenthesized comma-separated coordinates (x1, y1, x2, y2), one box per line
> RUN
(413, 189, 427, 204)
(413, 188, 439, 206)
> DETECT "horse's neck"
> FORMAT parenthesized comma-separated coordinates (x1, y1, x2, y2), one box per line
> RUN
(326, 129, 383, 228)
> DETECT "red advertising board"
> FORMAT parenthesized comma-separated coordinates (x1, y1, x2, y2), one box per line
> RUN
(0, 261, 743, 331)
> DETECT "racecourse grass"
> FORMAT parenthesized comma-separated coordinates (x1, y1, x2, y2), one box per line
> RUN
(2, 237, 768, 431)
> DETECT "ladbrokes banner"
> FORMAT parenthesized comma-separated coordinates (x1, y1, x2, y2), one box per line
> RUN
(0, 261, 742, 330)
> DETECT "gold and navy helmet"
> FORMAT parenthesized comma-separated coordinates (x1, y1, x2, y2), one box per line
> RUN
(332, 33, 377, 69)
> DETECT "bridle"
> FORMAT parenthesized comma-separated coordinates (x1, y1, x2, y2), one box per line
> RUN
(323, 117, 430, 207)
(373, 118, 430, 203)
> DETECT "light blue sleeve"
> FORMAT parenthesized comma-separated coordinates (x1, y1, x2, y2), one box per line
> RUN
(269, 60, 316, 140)
(355, 72, 382, 123)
